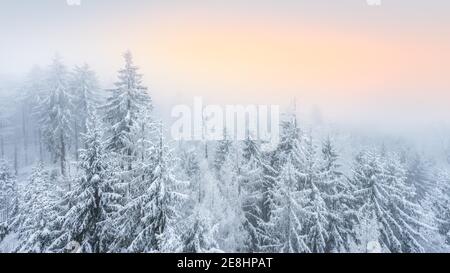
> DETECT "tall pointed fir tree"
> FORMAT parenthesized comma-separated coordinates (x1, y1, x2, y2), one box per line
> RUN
(0, 104, 9, 161)
(61, 113, 118, 253)
(426, 169, 450, 247)
(351, 150, 431, 253)
(215, 140, 250, 252)
(180, 146, 202, 202)
(240, 135, 276, 252)
(36, 56, 73, 177)
(110, 124, 187, 252)
(257, 112, 302, 252)
(0, 159, 18, 228)
(213, 129, 233, 178)
(318, 137, 357, 252)
(296, 133, 330, 253)
(14, 162, 61, 252)
(405, 153, 434, 202)
(102, 51, 152, 172)
(265, 112, 301, 213)
(182, 208, 220, 253)
(19, 66, 45, 165)
(70, 64, 100, 161)
(259, 154, 310, 253)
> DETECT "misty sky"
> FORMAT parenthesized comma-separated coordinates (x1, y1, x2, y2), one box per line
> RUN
(1, 0, 450, 131)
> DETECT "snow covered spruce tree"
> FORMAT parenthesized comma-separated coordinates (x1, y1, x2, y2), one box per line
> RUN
(351, 150, 431, 253)
(240, 135, 278, 252)
(19, 66, 45, 165)
(213, 129, 233, 178)
(102, 51, 152, 172)
(0, 159, 18, 230)
(296, 133, 330, 253)
(180, 146, 202, 202)
(70, 64, 100, 160)
(179, 144, 223, 253)
(405, 153, 434, 202)
(317, 137, 357, 252)
(425, 169, 450, 247)
(217, 144, 250, 252)
(182, 209, 220, 253)
(259, 154, 310, 253)
(14, 162, 61, 252)
(36, 56, 73, 177)
(60, 113, 117, 253)
(0, 103, 11, 161)
(257, 112, 306, 252)
(240, 136, 264, 251)
(110, 125, 187, 252)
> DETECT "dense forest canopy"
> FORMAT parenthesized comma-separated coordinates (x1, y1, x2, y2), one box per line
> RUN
(0, 52, 449, 253)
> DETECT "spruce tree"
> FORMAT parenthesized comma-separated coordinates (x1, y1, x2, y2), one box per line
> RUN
(183, 209, 220, 253)
(213, 129, 233, 178)
(36, 56, 73, 177)
(102, 51, 152, 171)
(61, 113, 111, 252)
(351, 150, 431, 252)
(70, 64, 100, 160)
(0, 159, 18, 226)
(14, 162, 60, 252)
(259, 156, 310, 253)
(319, 137, 357, 252)
(110, 125, 187, 252)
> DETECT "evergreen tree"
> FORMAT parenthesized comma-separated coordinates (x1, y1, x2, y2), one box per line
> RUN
(240, 136, 264, 251)
(319, 137, 357, 252)
(351, 150, 431, 253)
(406, 153, 434, 201)
(19, 66, 45, 165)
(14, 162, 61, 252)
(61, 113, 112, 252)
(70, 64, 100, 160)
(36, 56, 73, 177)
(0, 159, 18, 226)
(216, 144, 250, 252)
(240, 135, 278, 252)
(180, 147, 202, 202)
(102, 51, 152, 171)
(183, 209, 220, 253)
(110, 126, 187, 252)
(213, 129, 233, 177)
(259, 155, 310, 253)
(428, 169, 450, 246)
(297, 134, 329, 253)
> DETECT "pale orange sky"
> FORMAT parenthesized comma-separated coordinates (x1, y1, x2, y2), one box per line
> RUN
(1, 1, 450, 126)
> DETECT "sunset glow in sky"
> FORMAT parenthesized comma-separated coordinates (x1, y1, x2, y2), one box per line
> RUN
(1, 0, 449, 126)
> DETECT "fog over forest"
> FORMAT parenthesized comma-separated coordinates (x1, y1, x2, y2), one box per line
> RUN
(0, 52, 448, 253)
(0, 1, 449, 253)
